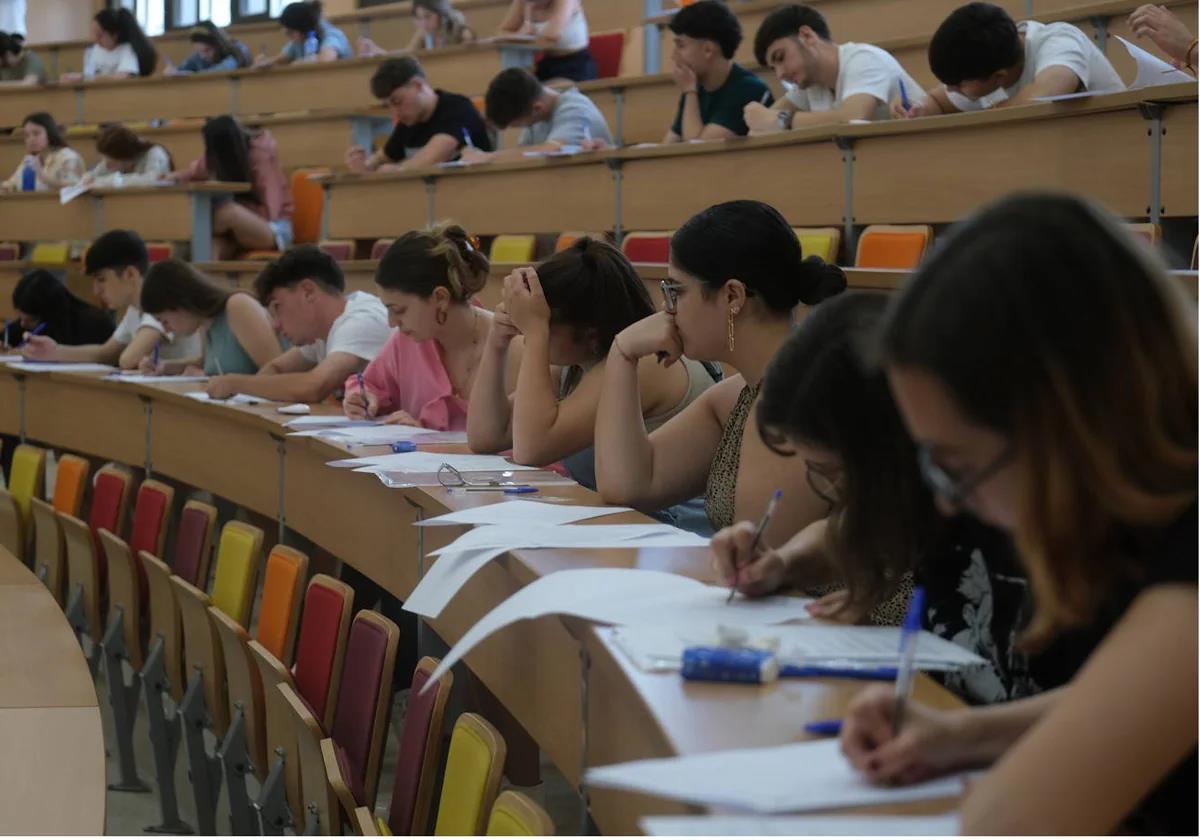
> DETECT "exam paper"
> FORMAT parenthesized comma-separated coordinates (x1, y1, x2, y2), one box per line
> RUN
(640, 813, 961, 835)
(426, 523, 705, 555)
(421, 569, 812, 687)
(59, 181, 92, 205)
(1118, 36, 1196, 87)
(0, 355, 23, 363)
(332, 451, 540, 473)
(417, 500, 632, 527)
(6, 362, 114, 373)
(107, 373, 210, 383)
(184, 392, 273, 405)
(290, 424, 448, 445)
(283, 415, 380, 429)
(585, 738, 967, 813)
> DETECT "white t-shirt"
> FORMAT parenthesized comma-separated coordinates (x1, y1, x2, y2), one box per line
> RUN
(785, 42, 926, 121)
(297, 291, 392, 365)
(112, 305, 202, 362)
(946, 20, 1125, 111)
(83, 42, 140, 78)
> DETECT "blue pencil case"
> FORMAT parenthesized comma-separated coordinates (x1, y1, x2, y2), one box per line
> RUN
(681, 646, 779, 684)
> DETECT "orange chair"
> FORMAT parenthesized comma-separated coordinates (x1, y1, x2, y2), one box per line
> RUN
(621, 231, 672, 264)
(589, 30, 626, 79)
(554, 232, 601, 253)
(855, 225, 933, 269)
(793, 227, 842, 263)
(30, 454, 90, 603)
(319, 240, 356, 261)
(292, 168, 331, 245)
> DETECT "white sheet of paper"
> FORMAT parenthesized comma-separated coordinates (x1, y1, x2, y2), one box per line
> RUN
(585, 738, 967, 814)
(6, 362, 114, 373)
(107, 373, 210, 383)
(184, 391, 272, 405)
(641, 813, 961, 835)
(610, 623, 987, 672)
(0, 355, 26, 362)
(1032, 91, 1095, 101)
(426, 523, 706, 555)
(333, 451, 540, 473)
(1118, 35, 1196, 87)
(422, 569, 812, 688)
(402, 547, 507, 618)
(290, 424, 444, 444)
(284, 415, 380, 429)
(59, 181, 92, 205)
(417, 500, 632, 527)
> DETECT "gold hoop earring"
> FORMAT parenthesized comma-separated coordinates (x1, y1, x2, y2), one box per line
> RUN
(727, 311, 736, 352)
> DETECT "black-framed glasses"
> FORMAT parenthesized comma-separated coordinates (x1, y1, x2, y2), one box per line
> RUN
(805, 462, 841, 509)
(661, 280, 685, 314)
(917, 444, 1014, 507)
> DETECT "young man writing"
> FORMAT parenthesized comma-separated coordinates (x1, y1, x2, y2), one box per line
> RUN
(206, 245, 391, 402)
(345, 56, 493, 173)
(20, 229, 200, 369)
(663, 0, 772, 143)
(744, 4, 925, 133)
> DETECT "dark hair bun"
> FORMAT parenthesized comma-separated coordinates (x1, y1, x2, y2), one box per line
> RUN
(800, 255, 847, 305)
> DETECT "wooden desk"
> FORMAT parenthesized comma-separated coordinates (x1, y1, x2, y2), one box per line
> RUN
(0, 548, 105, 835)
(0, 365, 967, 835)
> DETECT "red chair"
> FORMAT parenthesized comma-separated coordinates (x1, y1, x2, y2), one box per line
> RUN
(621, 231, 672, 264)
(589, 30, 626, 79)
(61, 465, 132, 650)
(370, 239, 395, 260)
(146, 242, 175, 263)
(0, 242, 19, 261)
(171, 499, 217, 589)
(319, 240, 355, 261)
(384, 658, 454, 835)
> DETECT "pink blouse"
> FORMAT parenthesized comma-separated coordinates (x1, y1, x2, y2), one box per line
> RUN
(181, 129, 294, 222)
(342, 329, 468, 432)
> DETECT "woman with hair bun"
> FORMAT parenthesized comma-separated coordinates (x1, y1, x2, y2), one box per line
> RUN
(595, 199, 846, 546)
(343, 222, 496, 430)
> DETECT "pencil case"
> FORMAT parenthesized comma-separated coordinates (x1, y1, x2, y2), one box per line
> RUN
(681, 646, 779, 684)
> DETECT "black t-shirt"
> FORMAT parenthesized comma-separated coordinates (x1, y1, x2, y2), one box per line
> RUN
(382, 90, 493, 163)
(3, 299, 114, 346)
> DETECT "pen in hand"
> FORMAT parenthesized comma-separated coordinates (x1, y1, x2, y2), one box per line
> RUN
(729, 489, 782, 604)
(891, 585, 926, 734)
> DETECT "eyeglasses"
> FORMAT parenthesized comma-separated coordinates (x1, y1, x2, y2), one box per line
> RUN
(917, 444, 1013, 508)
(436, 462, 526, 490)
(805, 462, 841, 509)
(660, 280, 685, 315)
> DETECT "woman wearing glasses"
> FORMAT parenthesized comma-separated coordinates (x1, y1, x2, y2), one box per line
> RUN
(713, 290, 1041, 702)
(839, 193, 1196, 834)
(594, 200, 844, 551)
(468, 237, 715, 531)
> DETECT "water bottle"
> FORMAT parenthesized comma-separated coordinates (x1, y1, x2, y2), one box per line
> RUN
(303, 30, 319, 59)
(20, 156, 36, 192)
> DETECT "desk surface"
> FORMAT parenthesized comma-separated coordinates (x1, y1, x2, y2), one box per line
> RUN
(0, 549, 105, 835)
(0, 365, 961, 834)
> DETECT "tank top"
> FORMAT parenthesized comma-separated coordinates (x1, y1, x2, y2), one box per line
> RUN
(703, 381, 760, 532)
(531, 2, 588, 52)
(203, 308, 259, 376)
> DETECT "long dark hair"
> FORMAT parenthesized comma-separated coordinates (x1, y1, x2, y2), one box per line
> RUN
(758, 291, 939, 617)
(141, 259, 233, 318)
(202, 116, 255, 197)
(376, 222, 489, 302)
(880, 191, 1197, 643)
(22, 112, 69, 150)
(670, 200, 846, 312)
(280, 1, 323, 34)
(188, 20, 241, 66)
(12, 269, 113, 345)
(94, 8, 158, 76)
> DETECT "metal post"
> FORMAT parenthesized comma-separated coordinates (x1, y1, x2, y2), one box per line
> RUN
(190, 194, 215, 262)
(254, 749, 293, 835)
(835, 137, 857, 260)
(303, 804, 321, 836)
(141, 636, 194, 835)
(17, 375, 26, 442)
(643, 0, 664, 75)
(404, 497, 427, 654)
(320, 183, 331, 241)
(101, 608, 150, 792)
(142, 397, 153, 479)
(179, 667, 222, 836)
(612, 87, 626, 147)
(578, 644, 592, 835)
(607, 159, 624, 244)
(75, 88, 85, 124)
(218, 705, 259, 835)
(1089, 15, 1110, 52)
(424, 178, 438, 227)
(64, 582, 100, 678)
(93, 193, 105, 240)
(1138, 103, 1165, 225)
(350, 116, 376, 152)
(230, 76, 240, 116)
(275, 436, 287, 546)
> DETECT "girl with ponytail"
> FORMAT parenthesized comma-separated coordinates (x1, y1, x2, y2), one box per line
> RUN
(76, 8, 157, 79)
(342, 222, 494, 431)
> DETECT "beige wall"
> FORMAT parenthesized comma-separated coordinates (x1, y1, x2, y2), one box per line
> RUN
(26, 0, 105, 44)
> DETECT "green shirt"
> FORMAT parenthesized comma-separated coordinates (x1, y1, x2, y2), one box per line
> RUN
(671, 62, 772, 138)
(0, 50, 46, 83)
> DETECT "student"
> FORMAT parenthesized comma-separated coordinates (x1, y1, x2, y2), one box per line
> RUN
(84, 124, 173, 188)
(839, 193, 1196, 835)
(255, 1, 352, 67)
(664, 0, 773, 142)
(0, 31, 43, 84)
(359, 0, 475, 55)
(344, 56, 492, 173)
(1, 269, 113, 349)
(1130, 3, 1197, 74)
(711, 291, 1042, 699)
(467, 66, 612, 162)
(469, 238, 717, 530)
(497, 0, 596, 82)
(343, 223, 497, 428)
(167, 21, 252, 74)
(67, 8, 157, 80)
(744, 4, 925, 132)
(170, 115, 294, 257)
(0, 113, 86, 193)
(594, 200, 843, 546)
(139, 259, 282, 376)
(19, 229, 200, 369)
(206, 245, 391, 402)
(899, 2, 1124, 116)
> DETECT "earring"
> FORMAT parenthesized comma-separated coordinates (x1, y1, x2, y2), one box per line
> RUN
(436, 308, 448, 326)
(727, 310, 736, 352)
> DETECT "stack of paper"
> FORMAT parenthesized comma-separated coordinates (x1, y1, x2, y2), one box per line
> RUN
(284, 415, 380, 429)
(328, 451, 540, 474)
(640, 813, 960, 835)
(0, 355, 24, 363)
(420, 568, 813, 686)
(184, 392, 273, 405)
(417, 500, 631, 528)
(584, 738, 968, 813)
(5, 362, 114, 373)
(107, 373, 210, 383)
(610, 623, 987, 673)
(292, 425, 467, 446)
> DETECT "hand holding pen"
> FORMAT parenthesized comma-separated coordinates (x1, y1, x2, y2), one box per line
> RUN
(725, 489, 782, 603)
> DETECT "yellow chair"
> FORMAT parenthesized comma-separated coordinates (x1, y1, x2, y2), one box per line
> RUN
(855, 225, 933, 269)
(793, 226, 842, 263)
(0, 443, 46, 563)
(489, 235, 537, 264)
(28, 241, 71, 265)
(210, 521, 264, 630)
(486, 791, 555, 836)
(433, 713, 507, 835)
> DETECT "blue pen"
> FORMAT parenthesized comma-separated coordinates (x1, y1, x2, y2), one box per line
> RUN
(780, 664, 899, 681)
(804, 718, 843, 737)
(19, 321, 46, 348)
(461, 127, 474, 149)
(898, 78, 912, 112)
(503, 486, 539, 495)
(390, 440, 417, 454)
(152, 340, 160, 369)
(355, 371, 369, 416)
(892, 585, 926, 734)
